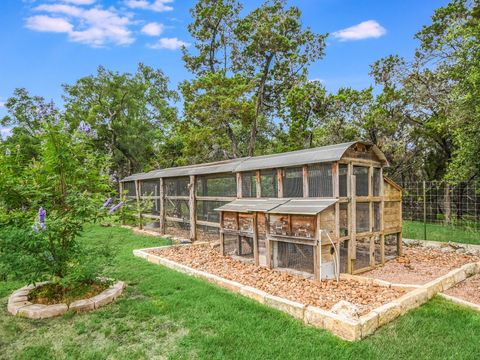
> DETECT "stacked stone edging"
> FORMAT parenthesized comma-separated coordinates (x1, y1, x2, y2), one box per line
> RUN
(133, 246, 480, 341)
(8, 281, 125, 319)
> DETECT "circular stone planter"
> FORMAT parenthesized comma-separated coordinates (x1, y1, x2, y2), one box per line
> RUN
(7, 280, 125, 319)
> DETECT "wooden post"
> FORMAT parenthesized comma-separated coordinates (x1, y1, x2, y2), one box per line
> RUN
(189, 175, 196, 241)
(277, 169, 283, 198)
(220, 212, 225, 256)
(347, 163, 353, 273)
(135, 180, 142, 230)
(253, 213, 259, 265)
(256, 170, 261, 198)
(314, 213, 321, 281)
(236, 173, 242, 198)
(399, 189, 403, 256)
(350, 172, 357, 273)
(303, 165, 309, 198)
(159, 178, 165, 234)
(332, 162, 340, 268)
(379, 168, 385, 264)
(266, 214, 272, 268)
(368, 166, 374, 266)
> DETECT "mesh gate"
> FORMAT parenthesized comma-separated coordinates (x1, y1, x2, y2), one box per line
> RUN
(223, 234, 254, 258)
(274, 241, 314, 274)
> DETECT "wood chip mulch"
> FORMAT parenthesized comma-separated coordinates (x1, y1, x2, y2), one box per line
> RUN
(444, 274, 480, 305)
(364, 247, 480, 285)
(149, 245, 406, 315)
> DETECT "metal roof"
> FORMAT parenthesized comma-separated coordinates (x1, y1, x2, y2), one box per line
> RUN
(214, 198, 289, 213)
(215, 198, 337, 215)
(121, 141, 388, 182)
(267, 198, 338, 215)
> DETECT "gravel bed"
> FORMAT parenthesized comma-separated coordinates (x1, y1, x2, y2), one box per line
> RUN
(364, 247, 480, 285)
(444, 274, 480, 305)
(149, 245, 406, 315)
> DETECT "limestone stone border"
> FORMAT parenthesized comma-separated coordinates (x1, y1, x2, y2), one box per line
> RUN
(133, 245, 480, 341)
(438, 293, 480, 313)
(8, 280, 125, 319)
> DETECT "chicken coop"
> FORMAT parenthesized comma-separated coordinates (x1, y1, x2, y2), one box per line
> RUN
(121, 141, 402, 279)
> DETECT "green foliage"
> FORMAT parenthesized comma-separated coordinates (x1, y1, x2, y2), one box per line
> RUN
(0, 100, 116, 286)
(62, 63, 179, 179)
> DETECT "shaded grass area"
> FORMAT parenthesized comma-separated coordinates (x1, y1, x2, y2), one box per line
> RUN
(1, 225, 480, 359)
(403, 220, 480, 245)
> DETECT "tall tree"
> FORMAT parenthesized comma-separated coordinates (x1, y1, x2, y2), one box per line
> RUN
(62, 64, 179, 180)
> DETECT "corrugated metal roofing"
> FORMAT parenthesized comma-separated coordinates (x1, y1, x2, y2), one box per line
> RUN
(267, 198, 338, 215)
(214, 198, 288, 213)
(121, 141, 388, 182)
(215, 198, 337, 215)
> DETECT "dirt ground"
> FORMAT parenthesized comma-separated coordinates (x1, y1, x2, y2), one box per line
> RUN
(444, 274, 480, 305)
(364, 246, 479, 285)
(149, 245, 406, 315)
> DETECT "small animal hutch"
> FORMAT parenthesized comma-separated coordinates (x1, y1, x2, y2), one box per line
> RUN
(121, 141, 402, 279)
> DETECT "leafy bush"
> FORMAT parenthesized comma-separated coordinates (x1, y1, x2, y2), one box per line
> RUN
(0, 100, 124, 287)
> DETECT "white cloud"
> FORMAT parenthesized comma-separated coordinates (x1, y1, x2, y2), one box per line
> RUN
(1, 127, 12, 139)
(333, 20, 386, 41)
(25, 15, 73, 33)
(125, 0, 173, 12)
(62, 0, 96, 4)
(27, 3, 134, 47)
(141, 22, 164, 36)
(147, 37, 189, 50)
(0, 101, 5, 108)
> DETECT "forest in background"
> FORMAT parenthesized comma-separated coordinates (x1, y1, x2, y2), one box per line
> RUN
(1, 0, 479, 186)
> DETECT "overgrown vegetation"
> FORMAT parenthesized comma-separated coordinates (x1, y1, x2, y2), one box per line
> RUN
(1, 225, 480, 359)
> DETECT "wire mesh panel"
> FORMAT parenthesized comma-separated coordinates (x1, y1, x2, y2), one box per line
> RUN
(339, 240, 349, 273)
(273, 242, 314, 274)
(308, 163, 333, 197)
(373, 168, 381, 196)
(385, 233, 399, 259)
(354, 237, 371, 271)
(144, 198, 161, 216)
(260, 169, 278, 197)
(165, 198, 189, 220)
(400, 181, 480, 241)
(339, 164, 348, 197)
(340, 203, 349, 236)
(196, 174, 236, 197)
(283, 167, 303, 198)
(356, 203, 370, 233)
(223, 234, 254, 259)
(373, 202, 381, 232)
(123, 181, 136, 197)
(241, 172, 257, 198)
(140, 180, 159, 196)
(353, 166, 369, 196)
(196, 200, 229, 223)
(374, 235, 382, 264)
(165, 219, 191, 240)
(143, 218, 161, 231)
(165, 177, 189, 197)
(196, 224, 220, 242)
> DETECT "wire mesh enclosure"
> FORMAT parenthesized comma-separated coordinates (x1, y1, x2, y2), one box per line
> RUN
(339, 203, 348, 236)
(165, 177, 189, 197)
(373, 168, 381, 196)
(273, 241, 314, 274)
(241, 172, 257, 198)
(339, 164, 348, 197)
(282, 167, 303, 198)
(223, 234, 254, 259)
(401, 181, 480, 239)
(165, 198, 189, 220)
(165, 219, 191, 239)
(196, 224, 219, 242)
(354, 237, 371, 271)
(353, 166, 369, 196)
(308, 163, 333, 197)
(123, 181, 136, 197)
(196, 200, 228, 223)
(356, 203, 370, 233)
(196, 174, 237, 197)
(260, 169, 278, 197)
(385, 233, 400, 259)
(140, 179, 159, 196)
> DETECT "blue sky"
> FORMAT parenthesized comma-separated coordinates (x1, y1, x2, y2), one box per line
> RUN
(0, 0, 448, 135)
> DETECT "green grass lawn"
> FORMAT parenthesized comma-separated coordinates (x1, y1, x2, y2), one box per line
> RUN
(2, 225, 480, 359)
(403, 220, 480, 245)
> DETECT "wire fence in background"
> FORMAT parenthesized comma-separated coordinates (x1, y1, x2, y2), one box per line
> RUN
(400, 181, 480, 244)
